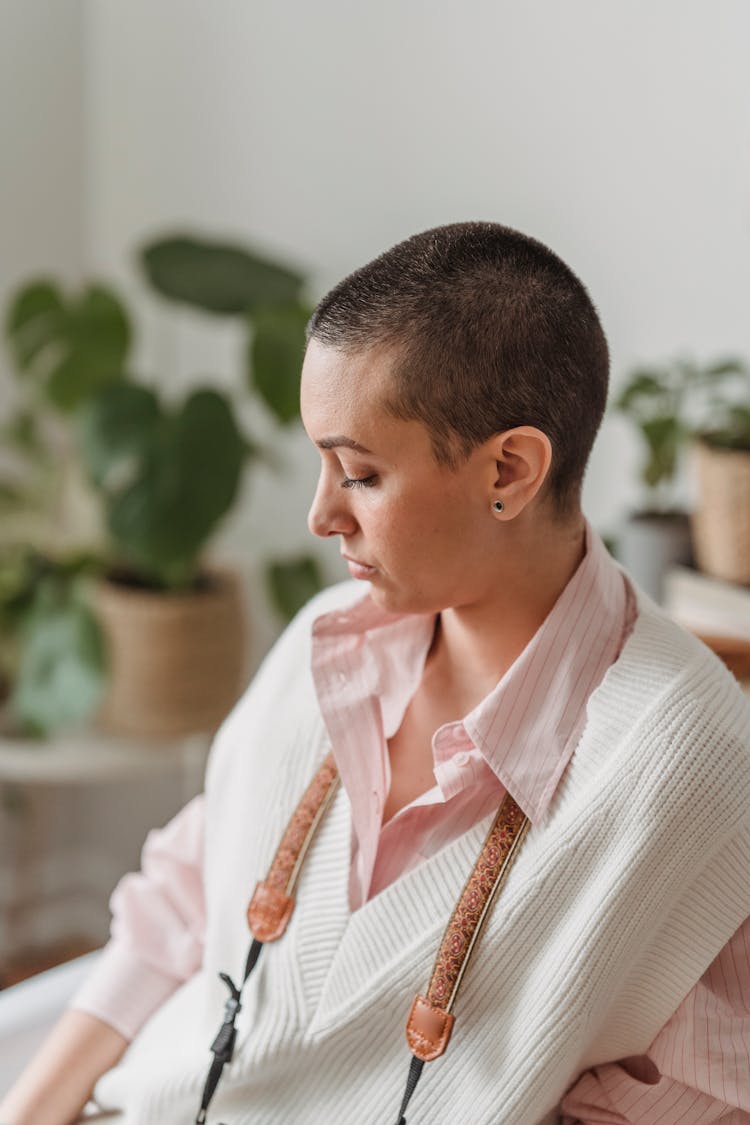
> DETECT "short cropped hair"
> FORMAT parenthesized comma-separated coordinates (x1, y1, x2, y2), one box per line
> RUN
(307, 222, 609, 513)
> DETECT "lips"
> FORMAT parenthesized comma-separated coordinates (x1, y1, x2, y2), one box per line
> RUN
(342, 553, 377, 579)
(342, 553, 374, 569)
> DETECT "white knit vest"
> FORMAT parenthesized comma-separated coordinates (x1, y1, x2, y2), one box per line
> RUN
(95, 583, 750, 1125)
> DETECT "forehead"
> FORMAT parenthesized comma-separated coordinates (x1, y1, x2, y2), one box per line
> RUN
(300, 339, 395, 429)
(300, 338, 442, 466)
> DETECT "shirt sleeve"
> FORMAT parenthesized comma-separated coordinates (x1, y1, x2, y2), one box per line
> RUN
(70, 793, 206, 1041)
(560, 917, 750, 1123)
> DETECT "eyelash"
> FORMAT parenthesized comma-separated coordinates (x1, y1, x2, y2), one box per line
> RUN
(341, 475, 377, 490)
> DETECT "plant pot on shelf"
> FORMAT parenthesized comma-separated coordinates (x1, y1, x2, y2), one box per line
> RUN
(617, 510, 694, 604)
(691, 440, 750, 586)
(93, 567, 248, 739)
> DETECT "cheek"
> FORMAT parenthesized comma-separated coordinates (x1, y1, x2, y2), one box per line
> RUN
(412, 490, 481, 541)
(381, 497, 482, 569)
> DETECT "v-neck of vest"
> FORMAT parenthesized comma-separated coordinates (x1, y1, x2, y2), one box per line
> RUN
(276, 592, 713, 1040)
(296, 777, 501, 1037)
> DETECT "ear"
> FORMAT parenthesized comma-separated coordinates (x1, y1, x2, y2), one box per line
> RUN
(489, 427, 553, 517)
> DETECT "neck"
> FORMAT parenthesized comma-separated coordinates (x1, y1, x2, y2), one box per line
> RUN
(429, 513, 587, 705)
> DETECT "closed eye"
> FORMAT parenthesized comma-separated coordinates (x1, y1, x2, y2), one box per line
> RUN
(341, 475, 377, 489)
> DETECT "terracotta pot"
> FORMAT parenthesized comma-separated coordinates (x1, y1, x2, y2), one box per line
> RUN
(93, 567, 248, 739)
(691, 440, 750, 586)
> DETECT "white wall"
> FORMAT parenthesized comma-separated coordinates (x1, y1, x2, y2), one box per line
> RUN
(0, 0, 86, 416)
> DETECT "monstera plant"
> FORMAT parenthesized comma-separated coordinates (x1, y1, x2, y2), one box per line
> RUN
(1, 233, 323, 738)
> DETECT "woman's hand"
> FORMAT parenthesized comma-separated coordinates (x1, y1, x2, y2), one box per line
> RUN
(0, 1009, 127, 1125)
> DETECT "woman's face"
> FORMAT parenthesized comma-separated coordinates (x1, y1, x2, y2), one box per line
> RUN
(300, 339, 502, 616)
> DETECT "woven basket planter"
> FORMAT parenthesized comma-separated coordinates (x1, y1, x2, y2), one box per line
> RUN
(93, 567, 248, 739)
(691, 440, 750, 586)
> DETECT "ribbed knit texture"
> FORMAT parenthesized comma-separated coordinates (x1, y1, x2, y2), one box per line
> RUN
(93, 583, 750, 1125)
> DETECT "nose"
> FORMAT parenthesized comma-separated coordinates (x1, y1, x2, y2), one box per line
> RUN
(307, 469, 358, 538)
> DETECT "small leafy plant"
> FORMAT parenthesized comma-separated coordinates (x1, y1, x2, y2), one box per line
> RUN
(696, 362, 750, 452)
(614, 356, 750, 511)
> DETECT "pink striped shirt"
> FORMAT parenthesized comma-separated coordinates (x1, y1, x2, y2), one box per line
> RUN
(311, 521, 634, 911)
(73, 524, 750, 1122)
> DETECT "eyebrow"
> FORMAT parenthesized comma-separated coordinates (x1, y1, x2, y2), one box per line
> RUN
(316, 435, 373, 455)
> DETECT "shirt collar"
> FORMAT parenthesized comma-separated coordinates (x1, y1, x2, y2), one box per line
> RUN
(312, 521, 631, 824)
(460, 523, 630, 821)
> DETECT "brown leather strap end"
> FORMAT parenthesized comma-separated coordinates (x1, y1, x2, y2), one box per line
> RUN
(247, 880, 295, 942)
(405, 994, 455, 1061)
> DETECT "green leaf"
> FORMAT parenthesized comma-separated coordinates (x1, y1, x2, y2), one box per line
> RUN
(0, 546, 40, 623)
(4, 280, 131, 411)
(0, 409, 46, 457)
(266, 555, 324, 621)
(614, 370, 667, 414)
(729, 404, 750, 430)
(0, 480, 33, 513)
(250, 303, 310, 425)
(640, 416, 681, 488)
(10, 580, 107, 735)
(0, 548, 104, 635)
(705, 357, 748, 378)
(47, 354, 114, 411)
(77, 381, 162, 489)
(46, 285, 131, 410)
(4, 281, 66, 372)
(139, 234, 305, 315)
(177, 389, 246, 521)
(105, 389, 246, 587)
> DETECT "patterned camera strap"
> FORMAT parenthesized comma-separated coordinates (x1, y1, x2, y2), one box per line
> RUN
(195, 751, 530, 1125)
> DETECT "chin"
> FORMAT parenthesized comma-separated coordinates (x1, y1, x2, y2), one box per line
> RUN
(367, 579, 440, 617)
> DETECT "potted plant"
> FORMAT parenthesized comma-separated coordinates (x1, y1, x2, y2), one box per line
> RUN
(2, 233, 324, 739)
(613, 356, 749, 599)
(137, 232, 326, 621)
(689, 363, 750, 584)
(613, 358, 700, 600)
(76, 377, 250, 738)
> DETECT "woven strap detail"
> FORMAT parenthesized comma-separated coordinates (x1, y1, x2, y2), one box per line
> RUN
(427, 794, 528, 1009)
(246, 751, 340, 943)
(265, 750, 339, 895)
(404, 794, 529, 1061)
(247, 752, 529, 1064)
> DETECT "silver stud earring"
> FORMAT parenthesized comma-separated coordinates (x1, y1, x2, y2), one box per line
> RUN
(492, 499, 504, 513)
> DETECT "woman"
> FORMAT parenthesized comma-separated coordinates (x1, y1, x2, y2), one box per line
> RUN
(3, 223, 750, 1124)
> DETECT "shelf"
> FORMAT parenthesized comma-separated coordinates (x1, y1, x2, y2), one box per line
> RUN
(0, 728, 211, 785)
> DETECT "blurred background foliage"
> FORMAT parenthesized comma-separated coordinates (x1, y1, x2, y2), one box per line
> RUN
(614, 356, 750, 513)
(0, 233, 323, 735)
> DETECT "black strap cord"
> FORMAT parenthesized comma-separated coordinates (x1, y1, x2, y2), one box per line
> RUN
(394, 1054, 425, 1124)
(195, 938, 264, 1124)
